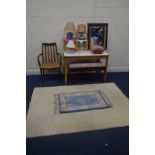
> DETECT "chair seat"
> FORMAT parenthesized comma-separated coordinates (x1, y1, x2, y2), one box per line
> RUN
(69, 62, 105, 69)
(40, 63, 60, 69)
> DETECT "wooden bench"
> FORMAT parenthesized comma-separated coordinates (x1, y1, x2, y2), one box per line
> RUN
(68, 61, 106, 84)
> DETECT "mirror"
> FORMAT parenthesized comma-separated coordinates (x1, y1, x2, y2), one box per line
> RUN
(87, 23, 108, 49)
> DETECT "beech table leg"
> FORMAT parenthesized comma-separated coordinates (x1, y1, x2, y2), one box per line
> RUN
(103, 56, 109, 82)
(64, 58, 68, 85)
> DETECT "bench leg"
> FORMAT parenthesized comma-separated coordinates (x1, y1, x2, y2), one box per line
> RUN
(68, 68, 71, 85)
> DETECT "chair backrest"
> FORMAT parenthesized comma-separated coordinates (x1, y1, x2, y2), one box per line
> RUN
(42, 43, 59, 64)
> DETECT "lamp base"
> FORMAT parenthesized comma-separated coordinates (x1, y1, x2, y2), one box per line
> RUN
(79, 36, 84, 40)
(77, 33, 85, 40)
(79, 40, 84, 49)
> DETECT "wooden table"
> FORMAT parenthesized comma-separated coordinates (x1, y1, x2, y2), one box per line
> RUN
(63, 50, 109, 85)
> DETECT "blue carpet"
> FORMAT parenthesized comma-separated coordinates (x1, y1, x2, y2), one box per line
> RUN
(27, 126, 129, 155)
(26, 72, 129, 155)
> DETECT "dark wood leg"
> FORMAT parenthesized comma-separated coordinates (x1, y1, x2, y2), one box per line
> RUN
(40, 69, 44, 83)
(43, 70, 45, 82)
(68, 68, 71, 85)
(58, 69, 61, 80)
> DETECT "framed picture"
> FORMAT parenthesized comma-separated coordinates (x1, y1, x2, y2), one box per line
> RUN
(87, 23, 108, 49)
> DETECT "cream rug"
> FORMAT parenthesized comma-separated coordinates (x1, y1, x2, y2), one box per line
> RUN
(26, 83, 129, 138)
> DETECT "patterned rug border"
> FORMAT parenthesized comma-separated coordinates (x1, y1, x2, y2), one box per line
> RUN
(54, 89, 112, 114)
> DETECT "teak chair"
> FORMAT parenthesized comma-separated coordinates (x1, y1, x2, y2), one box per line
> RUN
(37, 43, 62, 82)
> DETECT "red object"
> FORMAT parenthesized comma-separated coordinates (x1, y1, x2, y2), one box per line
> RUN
(90, 45, 105, 54)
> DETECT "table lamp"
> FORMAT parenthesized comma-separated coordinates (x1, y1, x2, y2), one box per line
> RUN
(64, 22, 76, 39)
(77, 24, 86, 40)
(77, 24, 86, 49)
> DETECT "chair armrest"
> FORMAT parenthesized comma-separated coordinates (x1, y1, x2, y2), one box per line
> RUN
(57, 53, 62, 66)
(37, 53, 43, 66)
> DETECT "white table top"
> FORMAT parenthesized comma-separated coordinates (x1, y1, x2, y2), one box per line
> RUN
(64, 50, 109, 57)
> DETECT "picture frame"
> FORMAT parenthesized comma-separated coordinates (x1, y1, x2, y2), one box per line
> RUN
(87, 23, 108, 50)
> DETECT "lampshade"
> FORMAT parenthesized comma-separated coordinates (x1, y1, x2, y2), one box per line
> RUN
(64, 22, 76, 33)
(77, 24, 86, 33)
(66, 40, 75, 49)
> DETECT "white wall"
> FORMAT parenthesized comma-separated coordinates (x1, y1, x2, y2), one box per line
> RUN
(26, 0, 129, 74)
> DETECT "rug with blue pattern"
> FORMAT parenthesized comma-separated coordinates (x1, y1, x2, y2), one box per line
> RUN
(54, 90, 111, 113)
